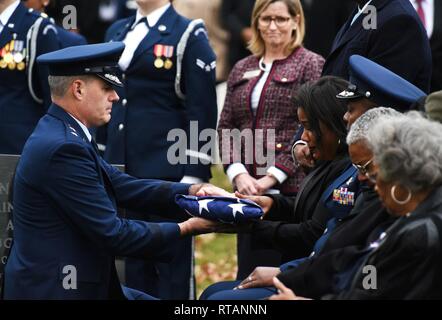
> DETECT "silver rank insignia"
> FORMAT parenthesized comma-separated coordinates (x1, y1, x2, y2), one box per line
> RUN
(196, 59, 216, 72)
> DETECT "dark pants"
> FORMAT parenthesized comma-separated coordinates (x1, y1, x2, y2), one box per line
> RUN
(125, 211, 194, 300)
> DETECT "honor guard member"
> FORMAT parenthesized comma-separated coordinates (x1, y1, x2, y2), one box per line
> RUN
(336, 55, 427, 128)
(3, 42, 223, 300)
(0, 0, 61, 154)
(100, 0, 217, 300)
(23, 0, 88, 48)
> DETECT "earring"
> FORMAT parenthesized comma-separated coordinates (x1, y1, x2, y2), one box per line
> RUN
(391, 185, 412, 205)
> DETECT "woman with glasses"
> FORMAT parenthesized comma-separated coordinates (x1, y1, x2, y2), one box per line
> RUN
(201, 76, 366, 300)
(218, 0, 324, 279)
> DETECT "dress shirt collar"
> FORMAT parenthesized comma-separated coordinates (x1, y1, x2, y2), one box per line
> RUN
(68, 114, 92, 142)
(131, 3, 171, 29)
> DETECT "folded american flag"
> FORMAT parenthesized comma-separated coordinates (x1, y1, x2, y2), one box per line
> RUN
(175, 195, 264, 223)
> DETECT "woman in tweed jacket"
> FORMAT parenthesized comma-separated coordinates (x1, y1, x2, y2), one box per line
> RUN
(217, 0, 324, 278)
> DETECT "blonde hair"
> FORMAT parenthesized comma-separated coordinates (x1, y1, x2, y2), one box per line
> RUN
(248, 0, 305, 57)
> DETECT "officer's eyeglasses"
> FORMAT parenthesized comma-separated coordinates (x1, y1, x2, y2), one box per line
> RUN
(258, 16, 292, 28)
(352, 158, 373, 176)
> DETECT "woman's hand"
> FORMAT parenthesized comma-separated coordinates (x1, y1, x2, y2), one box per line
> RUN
(235, 267, 281, 289)
(234, 173, 262, 195)
(235, 191, 273, 214)
(256, 175, 278, 195)
(293, 144, 315, 168)
(268, 277, 312, 300)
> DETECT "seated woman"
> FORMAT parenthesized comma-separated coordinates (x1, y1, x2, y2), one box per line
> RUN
(201, 76, 362, 299)
(201, 107, 400, 300)
(271, 112, 442, 300)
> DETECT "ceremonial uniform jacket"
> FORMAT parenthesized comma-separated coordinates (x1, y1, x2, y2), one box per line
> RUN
(4, 104, 190, 299)
(0, 3, 60, 154)
(102, 6, 217, 182)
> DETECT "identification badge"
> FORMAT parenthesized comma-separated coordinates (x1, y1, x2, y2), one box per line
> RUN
(242, 69, 261, 80)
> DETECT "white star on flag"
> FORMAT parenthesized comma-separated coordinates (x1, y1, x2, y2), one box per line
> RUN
(228, 203, 247, 218)
(198, 199, 214, 215)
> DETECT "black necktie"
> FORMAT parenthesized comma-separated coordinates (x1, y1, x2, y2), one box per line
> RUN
(91, 138, 100, 154)
(132, 17, 148, 30)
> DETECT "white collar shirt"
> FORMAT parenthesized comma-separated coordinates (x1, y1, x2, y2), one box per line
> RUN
(69, 114, 92, 142)
(410, 0, 434, 38)
(118, 3, 171, 71)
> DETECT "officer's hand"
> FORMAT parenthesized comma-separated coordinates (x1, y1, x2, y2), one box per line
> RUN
(235, 267, 281, 290)
(190, 183, 234, 197)
(235, 192, 273, 215)
(294, 144, 315, 168)
(268, 277, 312, 300)
(255, 175, 278, 195)
(234, 173, 262, 195)
(178, 217, 227, 236)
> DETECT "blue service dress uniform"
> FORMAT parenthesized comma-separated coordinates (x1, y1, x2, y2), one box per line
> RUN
(102, 5, 217, 299)
(0, 3, 61, 154)
(4, 104, 191, 299)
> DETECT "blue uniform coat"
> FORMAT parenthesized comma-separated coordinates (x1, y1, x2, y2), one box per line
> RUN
(4, 104, 190, 299)
(102, 6, 217, 182)
(0, 3, 60, 154)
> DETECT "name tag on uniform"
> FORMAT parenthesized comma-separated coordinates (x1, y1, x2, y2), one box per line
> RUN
(242, 69, 261, 80)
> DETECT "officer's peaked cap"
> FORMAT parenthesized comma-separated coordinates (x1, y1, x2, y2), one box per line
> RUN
(336, 55, 427, 111)
(37, 42, 125, 87)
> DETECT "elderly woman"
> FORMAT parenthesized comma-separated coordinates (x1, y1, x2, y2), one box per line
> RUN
(218, 0, 324, 278)
(271, 112, 442, 300)
(342, 112, 442, 299)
